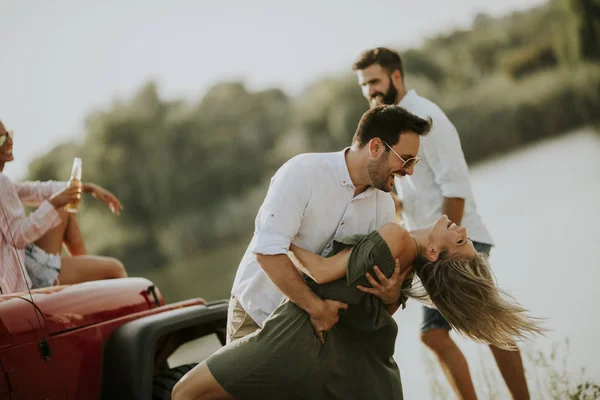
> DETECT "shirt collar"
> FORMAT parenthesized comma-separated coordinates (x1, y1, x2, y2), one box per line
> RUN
(398, 89, 417, 107)
(336, 147, 375, 198)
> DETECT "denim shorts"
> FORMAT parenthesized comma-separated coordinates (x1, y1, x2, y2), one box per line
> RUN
(24, 244, 62, 289)
(421, 241, 492, 333)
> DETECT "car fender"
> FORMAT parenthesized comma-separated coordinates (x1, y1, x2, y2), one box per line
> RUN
(100, 300, 228, 400)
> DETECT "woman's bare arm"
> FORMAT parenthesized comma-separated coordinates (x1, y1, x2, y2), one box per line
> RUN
(288, 244, 351, 284)
(288, 222, 413, 288)
(354, 223, 417, 312)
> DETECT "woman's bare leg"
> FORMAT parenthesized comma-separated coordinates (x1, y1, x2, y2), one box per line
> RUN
(63, 213, 87, 256)
(33, 209, 126, 285)
(58, 255, 127, 284)
(35, 210, 87, 256)
(171, 362, 233, 400)
(34, 208, 70, 254)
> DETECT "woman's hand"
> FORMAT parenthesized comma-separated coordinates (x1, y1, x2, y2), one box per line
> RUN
(83, 183, 123, 215)
(356, 259, 413, 304)
(49, 186, 82, 209)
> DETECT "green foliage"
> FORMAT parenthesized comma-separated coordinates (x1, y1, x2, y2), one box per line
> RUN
(443, 64, 600, 163)
(294, 75, 367, 151)
(524, 339, 600, 399)
(576, 0, 600, 61)
(500, 41, 559, 79)
(416, 4, 561, 89)
(555, 0, 600, 64)
(28, 82, 290, 270)
(402, 49, 447, 85)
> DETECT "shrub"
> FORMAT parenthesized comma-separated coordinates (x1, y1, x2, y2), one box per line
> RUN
(442, 64, 600, 163)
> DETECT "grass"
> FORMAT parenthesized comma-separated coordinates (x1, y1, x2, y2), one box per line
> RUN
(424, 338, 600, 399)
(142, 238, 249, 303)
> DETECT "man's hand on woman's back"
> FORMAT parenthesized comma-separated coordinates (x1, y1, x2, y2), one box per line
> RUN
(308, 299, 348, 344)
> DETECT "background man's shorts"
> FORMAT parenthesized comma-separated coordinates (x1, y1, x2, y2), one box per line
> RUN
(420, 241, 493, 333)
(24, 244, 61, 289)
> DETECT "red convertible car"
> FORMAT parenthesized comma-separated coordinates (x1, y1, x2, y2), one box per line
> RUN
(0, 277, 227, 399)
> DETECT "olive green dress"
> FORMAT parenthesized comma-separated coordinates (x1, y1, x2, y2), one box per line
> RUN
(206, 231, 410, 400)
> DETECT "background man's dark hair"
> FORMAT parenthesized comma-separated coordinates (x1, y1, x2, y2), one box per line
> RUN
(352, 105, 431, 147)
(352, 47, 405, 80)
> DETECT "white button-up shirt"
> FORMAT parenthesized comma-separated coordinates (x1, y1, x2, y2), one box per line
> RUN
(232, 149, 395, 326)
(395, 90, 493, 245)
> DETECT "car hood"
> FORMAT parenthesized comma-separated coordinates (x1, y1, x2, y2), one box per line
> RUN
(0, 278, 163, 348)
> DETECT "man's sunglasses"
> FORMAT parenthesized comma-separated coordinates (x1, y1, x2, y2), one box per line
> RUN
(0, 130, 13, 147)
(382, 140, 420, 169)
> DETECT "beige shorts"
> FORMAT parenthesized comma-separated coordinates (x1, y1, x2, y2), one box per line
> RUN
(226, 296, 260, 344)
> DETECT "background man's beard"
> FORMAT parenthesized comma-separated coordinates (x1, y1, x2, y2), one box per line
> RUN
(370, 94, 385, 108)
(369, 80, 398, 108)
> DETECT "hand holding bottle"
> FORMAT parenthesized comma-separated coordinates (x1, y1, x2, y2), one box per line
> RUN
(65, 157, 83, 213)
(49, 186, 82, 209)
(60, 157, 123, 215)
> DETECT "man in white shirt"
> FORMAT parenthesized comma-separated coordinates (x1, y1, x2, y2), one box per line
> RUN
(353, 48, 529, 400)
(227, 104, 432, 345)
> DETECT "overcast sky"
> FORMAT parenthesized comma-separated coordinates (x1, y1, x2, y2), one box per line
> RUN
(1, 0, 546, 179)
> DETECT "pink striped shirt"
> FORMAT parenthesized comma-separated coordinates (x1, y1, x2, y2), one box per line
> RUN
(0, 173, 64, 294)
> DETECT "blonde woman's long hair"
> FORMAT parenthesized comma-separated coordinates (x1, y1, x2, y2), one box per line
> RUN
(404, 252, 546, 350)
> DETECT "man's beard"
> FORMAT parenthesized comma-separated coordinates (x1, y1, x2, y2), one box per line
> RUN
(367, 152, 392, 192)
(369, 78, 398, 108)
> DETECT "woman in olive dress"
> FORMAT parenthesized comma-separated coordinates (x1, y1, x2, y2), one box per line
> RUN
(172, 215, 543, 400)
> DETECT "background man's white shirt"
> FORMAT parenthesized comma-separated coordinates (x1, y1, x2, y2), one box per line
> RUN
(232, 149, 395, 326)
(395, 90, 493, 245)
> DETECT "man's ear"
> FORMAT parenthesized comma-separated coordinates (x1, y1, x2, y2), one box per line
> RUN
(425, 245, 439, 262)
(391, 69, 403, 87)
(368, 138, 384, 158)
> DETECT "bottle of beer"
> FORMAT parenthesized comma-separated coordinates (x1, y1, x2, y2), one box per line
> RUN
(65, 157, 82, 213)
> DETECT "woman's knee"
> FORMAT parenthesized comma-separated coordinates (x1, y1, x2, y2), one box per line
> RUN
(56, 207, 70, 223)
(171, 379, 189, 400)
(171, 364, 229, 400)
(105, 258, 127, 279)
(171, 374, 211, 400)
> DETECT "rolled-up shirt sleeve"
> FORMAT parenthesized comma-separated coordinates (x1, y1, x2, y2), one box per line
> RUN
(421, 114, 472, 199)
(0, 176, 62, 249)
(14, 180, 67, 207)
(252, 157, 313, 255)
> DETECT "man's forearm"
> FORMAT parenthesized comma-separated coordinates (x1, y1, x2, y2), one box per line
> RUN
(256, 253, 322, 315)
(442, 197, 465, 225)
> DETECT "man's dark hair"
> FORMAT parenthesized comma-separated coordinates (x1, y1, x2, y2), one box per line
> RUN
(352, 105, 431, 148)
(352, 47, 405, 80)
